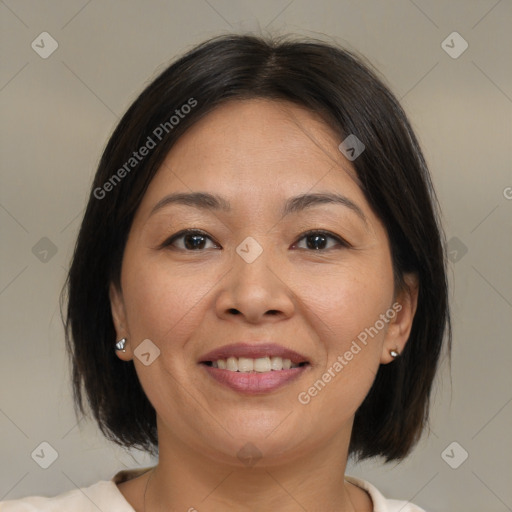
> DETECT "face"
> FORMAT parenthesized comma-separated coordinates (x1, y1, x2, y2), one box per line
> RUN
(110, 99, 417, 466)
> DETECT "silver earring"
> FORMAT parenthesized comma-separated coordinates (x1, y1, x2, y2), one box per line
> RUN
(115, 338, 127, 352)
(390, 348, 399, 358)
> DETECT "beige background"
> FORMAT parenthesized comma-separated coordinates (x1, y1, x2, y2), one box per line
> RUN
(1, 1, 511, 510)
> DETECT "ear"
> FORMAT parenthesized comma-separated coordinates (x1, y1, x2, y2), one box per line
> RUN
(109, 281, 133, 361)
(381, 273, 419, 364)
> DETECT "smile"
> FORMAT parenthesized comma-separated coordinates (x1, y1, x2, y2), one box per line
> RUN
(203, 356, 305, 372)
(198, 343, 311, 394)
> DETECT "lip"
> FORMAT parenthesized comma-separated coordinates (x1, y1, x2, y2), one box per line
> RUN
(198, 342, 310, 395)
(198, 342, 309, 365)
(201, 365, 309, 394)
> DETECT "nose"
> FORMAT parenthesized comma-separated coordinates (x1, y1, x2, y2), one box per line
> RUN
(214, 248, 295, 324)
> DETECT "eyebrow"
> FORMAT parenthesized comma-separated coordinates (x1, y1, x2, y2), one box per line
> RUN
(149, 191, 367, 224)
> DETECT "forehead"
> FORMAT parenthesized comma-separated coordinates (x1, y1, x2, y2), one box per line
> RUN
(138, 99, 367, 217)
(169, 99, 354, 174)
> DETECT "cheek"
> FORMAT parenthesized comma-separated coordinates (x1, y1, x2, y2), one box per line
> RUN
(292, 261, 394, 412)
(120, 254, 217, 347)
(294, 259, 394, 349)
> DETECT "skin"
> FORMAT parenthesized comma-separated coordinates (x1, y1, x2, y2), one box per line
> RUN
(110, 99, 419, 511)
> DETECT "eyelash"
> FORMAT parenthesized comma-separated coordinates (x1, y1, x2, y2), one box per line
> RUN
(161, 228, 350, 251)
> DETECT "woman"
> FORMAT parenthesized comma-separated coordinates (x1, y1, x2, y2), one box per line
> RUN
(2, 34, 450, 511)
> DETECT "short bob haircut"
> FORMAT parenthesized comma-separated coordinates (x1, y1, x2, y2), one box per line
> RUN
(61, 34, 451, 462)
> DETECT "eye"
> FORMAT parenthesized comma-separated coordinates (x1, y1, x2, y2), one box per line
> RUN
(292, 230, 349, 251)
(162, 229, 221, 251)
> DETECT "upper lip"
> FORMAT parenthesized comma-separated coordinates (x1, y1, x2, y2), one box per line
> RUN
(199, 343, 309, 365)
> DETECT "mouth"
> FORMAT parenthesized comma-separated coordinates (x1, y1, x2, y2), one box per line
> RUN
(201, 357, 308, 372)
(198, 343, 311, 394)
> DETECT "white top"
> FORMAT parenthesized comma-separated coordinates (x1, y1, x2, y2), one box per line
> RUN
(0, 469, 426, 511)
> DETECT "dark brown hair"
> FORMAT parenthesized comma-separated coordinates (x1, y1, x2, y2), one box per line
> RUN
(61, 33, 451, 462)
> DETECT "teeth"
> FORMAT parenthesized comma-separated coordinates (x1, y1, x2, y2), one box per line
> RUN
(254, 356, 271, 372)
(238, 357, 254, 372)
(226, 357, 238, 371)
(271, 356, 283, 370)
(209, 356, 300, 372)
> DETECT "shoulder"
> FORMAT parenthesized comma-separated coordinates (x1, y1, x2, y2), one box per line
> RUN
(0, 479, 134, 512)
(345, 475, 427, 512)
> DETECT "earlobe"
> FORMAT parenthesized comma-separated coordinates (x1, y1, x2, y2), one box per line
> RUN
(381, 273, 419, 364)
(109, 282, 133, 361)
(114, 337, 133, 361)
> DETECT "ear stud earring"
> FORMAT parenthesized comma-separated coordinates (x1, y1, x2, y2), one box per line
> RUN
(390, 348, 400, 358)
(115, 338, 127, 352)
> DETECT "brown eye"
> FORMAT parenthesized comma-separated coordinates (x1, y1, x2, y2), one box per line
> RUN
(163, 229, 220, 251)
(293, 230, 349, 251)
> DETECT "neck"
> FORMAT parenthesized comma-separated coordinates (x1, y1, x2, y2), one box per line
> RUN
(144, 425, 359, 511)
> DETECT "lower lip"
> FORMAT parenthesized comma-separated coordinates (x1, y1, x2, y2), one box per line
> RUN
(200, 364, 309, 394)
